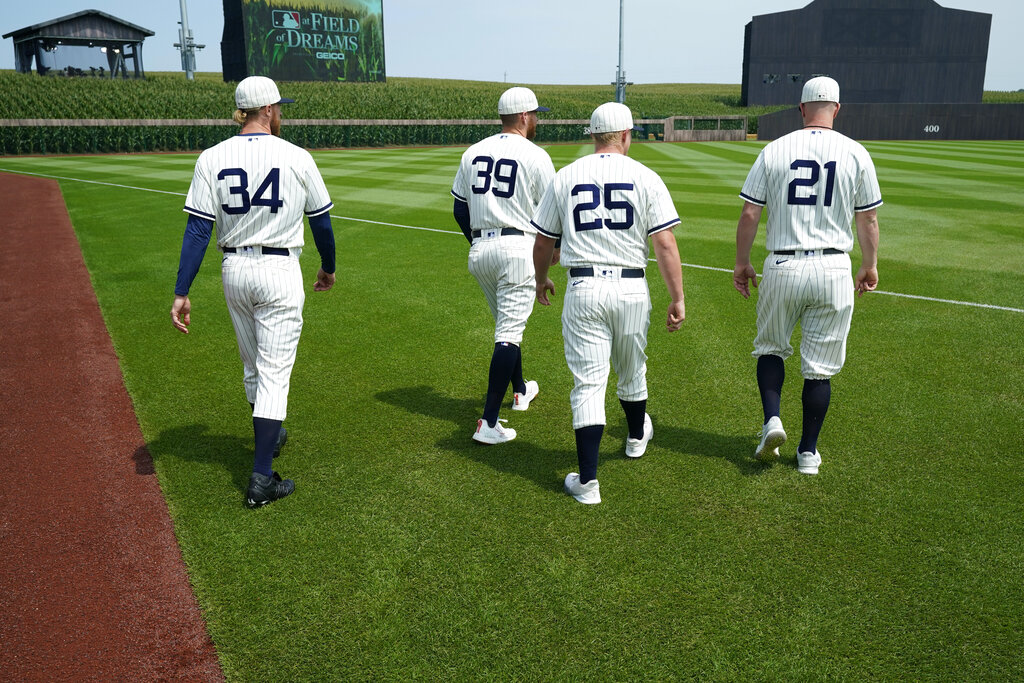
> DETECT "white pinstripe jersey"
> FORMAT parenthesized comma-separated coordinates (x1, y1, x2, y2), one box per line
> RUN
(184, 133, 333, 248)
(451, 133, 555, 233)
(740, 129, 881, 252)
(531, 153, 680, 269)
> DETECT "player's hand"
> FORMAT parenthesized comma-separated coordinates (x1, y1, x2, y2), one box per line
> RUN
(551, 248, 561, 266)
(314, 268, 335, 292)
(171, 295, 191, 334)
(536, 278, 556, 306)
(666, 300, 685, 332)
(855, 265, 878, 297)
(733, 263, 758, 299)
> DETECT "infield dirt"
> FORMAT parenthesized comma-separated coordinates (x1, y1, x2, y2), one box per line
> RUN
(0, 172, 223, 681)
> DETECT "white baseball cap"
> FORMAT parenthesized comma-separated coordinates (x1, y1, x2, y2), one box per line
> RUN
(589, 102, 635, 134)
(498, 87, 550, 115)
(801, 76, 840, 104)
(235, 76, 296, 110)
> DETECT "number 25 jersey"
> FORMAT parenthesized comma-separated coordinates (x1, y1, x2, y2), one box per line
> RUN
(531, 153, 680, 269)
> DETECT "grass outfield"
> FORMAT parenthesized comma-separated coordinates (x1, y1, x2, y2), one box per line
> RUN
(2, 140, 1022, 680)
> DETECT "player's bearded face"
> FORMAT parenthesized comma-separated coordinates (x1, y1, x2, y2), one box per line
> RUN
(270, 104, 282, 136)
(525, 111, 538, 140)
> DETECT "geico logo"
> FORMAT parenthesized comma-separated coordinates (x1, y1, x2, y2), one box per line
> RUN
(316, 52, 346, 60)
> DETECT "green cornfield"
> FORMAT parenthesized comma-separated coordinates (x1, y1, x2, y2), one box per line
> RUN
(1, 71, 1021, 154)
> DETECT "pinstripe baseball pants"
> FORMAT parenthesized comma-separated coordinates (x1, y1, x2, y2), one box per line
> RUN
(222, 249, 305, 421)
(563, 274, 651, 429)
(468, 234, 536, 344)
(754, 251, 854, 379)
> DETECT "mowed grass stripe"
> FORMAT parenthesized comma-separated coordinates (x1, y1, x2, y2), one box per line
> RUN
(3, 141, 1022, 678)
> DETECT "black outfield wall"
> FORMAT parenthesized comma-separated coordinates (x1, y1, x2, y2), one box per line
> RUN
(742, 0, 991, 106)
(758, 104, 1024, 141)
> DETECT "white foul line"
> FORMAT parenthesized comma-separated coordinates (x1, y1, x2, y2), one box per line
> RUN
(4, 167, 1022, 315)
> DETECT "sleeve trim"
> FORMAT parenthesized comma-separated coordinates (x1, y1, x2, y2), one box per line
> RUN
(648, 218, 680, 235)
(184, 206, 216, 221)
(532, 221, 559, 238)
(739, 192, 766, 206)
(855, 199, 883, 211)
(305, 202, 334, 217)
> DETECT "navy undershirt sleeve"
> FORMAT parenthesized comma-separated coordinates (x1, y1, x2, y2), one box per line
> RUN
(308, 212, 336, 274)
(174, 214, 213, 296)
(453, 198, 472, 244)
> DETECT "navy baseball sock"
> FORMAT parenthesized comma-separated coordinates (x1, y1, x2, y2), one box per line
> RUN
(756, 354, 785, 423)
(482, 342, 519, 427)
(620, 398, 647, 439)
(511, 346, 527, 396)
(798, 379, 831, 454)
(575, 425, 604, 484)
(253, 416, 283, 477)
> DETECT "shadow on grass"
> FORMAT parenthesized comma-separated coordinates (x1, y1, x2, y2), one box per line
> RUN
(654, 422, 771, 476)
(376, 385, 570, 494)
(375, 386, 768, 490)
(145, 423, 252, 492)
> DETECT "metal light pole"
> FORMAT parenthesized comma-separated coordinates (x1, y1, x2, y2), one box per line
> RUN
(615, 0, 626, 103)
(174, 0, 204, 80)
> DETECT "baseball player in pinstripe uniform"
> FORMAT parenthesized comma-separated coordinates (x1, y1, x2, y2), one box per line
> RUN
(734, 76, 881, 475)
(171, 76, 336, 507)
(533, 102, 685, 504)
(451, 87, 557, 445)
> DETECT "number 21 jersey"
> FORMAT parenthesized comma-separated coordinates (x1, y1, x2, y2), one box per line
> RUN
(739, 129, 882, 252)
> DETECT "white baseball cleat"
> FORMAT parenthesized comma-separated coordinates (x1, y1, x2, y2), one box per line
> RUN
(797, 450, 822, 475)
(564, 472, 601, 504)
(625, 413, 654, 458)
(512, 380, 539, 411)
(755, 416, 787, 462)
(472, 418, 516, 445)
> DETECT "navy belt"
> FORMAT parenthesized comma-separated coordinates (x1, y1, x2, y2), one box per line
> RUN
(569, 267, 645, 278)
(223, 246, 290, 256)
(773, 248, 843, 255)
(471, 228, 524, 237)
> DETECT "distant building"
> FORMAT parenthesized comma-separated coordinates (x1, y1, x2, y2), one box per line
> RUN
(741, 0, 991, 105)
(3, 10, 154, 78)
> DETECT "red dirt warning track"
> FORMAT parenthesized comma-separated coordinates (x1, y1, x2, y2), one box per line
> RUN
(0, 172, 223, 681)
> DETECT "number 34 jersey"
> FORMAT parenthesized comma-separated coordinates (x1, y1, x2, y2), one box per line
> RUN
(531, 153, 680, 270)
(739, 129, 882, 253)
(451, 133, 555, 234)
(184, 133, 333, 249)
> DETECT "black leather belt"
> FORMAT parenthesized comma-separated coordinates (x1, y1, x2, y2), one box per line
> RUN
(773, 248, 843, 255)
(223, 246, 290, 256)
(472, 228, 524, 237)
(569, 267, 645, 278)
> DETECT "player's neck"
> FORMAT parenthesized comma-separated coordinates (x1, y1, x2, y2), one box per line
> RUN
(501, 126, 527, 138)
(803, 123, 833, 130)
(241, 121, 273, 135)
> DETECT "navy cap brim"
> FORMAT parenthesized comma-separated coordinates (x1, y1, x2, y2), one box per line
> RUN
(534, 106, 551, 112)
(278, 97, 296, 104)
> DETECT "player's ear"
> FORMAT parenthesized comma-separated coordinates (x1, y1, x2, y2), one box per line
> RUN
(833, 103, 841, 119)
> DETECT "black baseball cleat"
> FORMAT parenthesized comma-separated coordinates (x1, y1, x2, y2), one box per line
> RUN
(245, 471, 295, 508)
(273, 427, 288, 458)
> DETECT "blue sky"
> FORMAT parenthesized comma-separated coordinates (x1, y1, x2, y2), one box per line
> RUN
(3, 0, 1020, 90)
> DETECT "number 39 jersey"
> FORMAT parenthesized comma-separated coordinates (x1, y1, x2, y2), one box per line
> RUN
(451, 133, 555, 233)
(739, 129, 882, 252)
(530, 153, 680, 269)
(184, 133, 333, 248)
